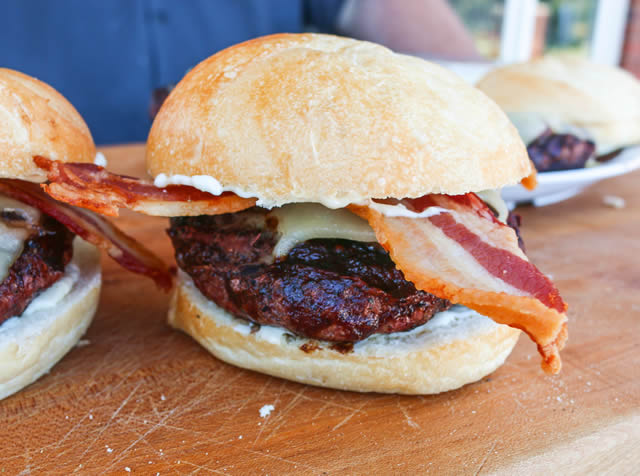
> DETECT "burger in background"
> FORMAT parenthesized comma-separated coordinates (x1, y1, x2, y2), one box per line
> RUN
(477, 55, 640, 172)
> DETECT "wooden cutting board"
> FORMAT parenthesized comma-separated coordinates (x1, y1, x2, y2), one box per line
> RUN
(1, 144, 638, 475)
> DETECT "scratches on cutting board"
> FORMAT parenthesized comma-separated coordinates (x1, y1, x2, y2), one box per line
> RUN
(331, 399, 369, 432)
(102, 407, 178, 473)
(180, 460, 227, 474)
(259, 386, 310, 442)
(397, 400, 420, 429)
(473, 440, 498, 476)
(78, 381, 144, 459)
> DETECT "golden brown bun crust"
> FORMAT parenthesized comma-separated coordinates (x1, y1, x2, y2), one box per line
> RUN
(148, 34, 531, 208)
(0, 68, 95, 182)
(169, 272, 521, 394)
(0, 240, 101, 400)
(476, 55, 640, 149)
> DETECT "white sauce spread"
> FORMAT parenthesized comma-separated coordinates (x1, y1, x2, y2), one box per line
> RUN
(22, 263, 79, 314)
(94, 152, 108, 167)
(154, 173, 224, 196)
(506, 111, 620, 154)
(366, 201, 446, 218)
(226, 299, 496, 354)
(507, 112, 593, 145)
(153, 173, 363, 209)
(182, 273, 503, 358)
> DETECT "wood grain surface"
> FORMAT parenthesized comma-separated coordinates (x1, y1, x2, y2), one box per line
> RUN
(1, 144, 638, 475)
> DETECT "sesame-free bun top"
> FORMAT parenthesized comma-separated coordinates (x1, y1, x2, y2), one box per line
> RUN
(477, 55, 640, 150)
(147, 34, 530, 208)
(0, 68, 95, 182)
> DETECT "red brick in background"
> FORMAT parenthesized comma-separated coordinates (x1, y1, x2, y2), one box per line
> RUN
(622, 0, 640, 76)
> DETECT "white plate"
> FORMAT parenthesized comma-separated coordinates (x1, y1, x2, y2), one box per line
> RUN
(501, 145, 640, 207)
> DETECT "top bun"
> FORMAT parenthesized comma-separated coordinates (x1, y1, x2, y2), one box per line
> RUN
(0, 68, 95, 182)
(147, 34, 530, 208)
(477, 55, 640, 151)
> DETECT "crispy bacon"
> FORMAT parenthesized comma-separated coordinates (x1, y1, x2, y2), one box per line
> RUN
(0, 179, 172, 291)
(34, 157, 256, 217)
(349, 193, 568, 374)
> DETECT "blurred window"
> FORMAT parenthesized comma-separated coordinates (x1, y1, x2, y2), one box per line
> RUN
(449, 0, 628, 65)
(538, 0, 597, 57)
(448, 0, 505, 60)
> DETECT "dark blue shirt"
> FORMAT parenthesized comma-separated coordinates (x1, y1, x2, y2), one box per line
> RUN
(0, 0, 343, 144)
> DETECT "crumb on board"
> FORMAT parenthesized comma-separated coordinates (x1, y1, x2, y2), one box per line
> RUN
(602, 195, 626, 209)
(259, 404, 275, 418)
(160, 394, 166, 401)
(76, 339, 91, 348)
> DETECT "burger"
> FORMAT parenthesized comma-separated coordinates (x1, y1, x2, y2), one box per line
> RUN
(477, 55, 640, 172)
(37, 34, 568, 394)
(0, 68, 171, 400)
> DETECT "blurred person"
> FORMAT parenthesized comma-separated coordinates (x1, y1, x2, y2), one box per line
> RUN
(0, 0, 478, 144)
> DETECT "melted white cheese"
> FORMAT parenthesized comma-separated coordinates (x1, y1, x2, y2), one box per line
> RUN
(263, 193, 514, 258)
(0, 223, 26, 282)
(269, 201, 454, 257)
(0, 196, 42, 281)
(507, 111, 626, 158)
(476, 190, 509, 223)
(507, 112, 593, 144)
(270, 204, 376, 257)
(0, 196, 40, 225)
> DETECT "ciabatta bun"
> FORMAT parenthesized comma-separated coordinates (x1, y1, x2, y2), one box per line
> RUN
(147, 33, 531, 209)
(0, 68, 95, 182)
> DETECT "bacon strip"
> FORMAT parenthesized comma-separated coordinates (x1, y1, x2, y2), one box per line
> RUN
(34, 157, 256, 217)
(0, 179, 172, 291)
(349, 193, 568, 374)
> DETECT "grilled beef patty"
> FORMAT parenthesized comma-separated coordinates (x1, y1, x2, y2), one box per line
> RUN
(0, 216, 74, 325)
(527, 129, 596, 172)
(168, 210, 452, 342)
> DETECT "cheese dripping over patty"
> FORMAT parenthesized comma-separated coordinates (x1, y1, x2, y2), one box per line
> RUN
(269, 194, 508, 258)
(0, 196, 41, 281)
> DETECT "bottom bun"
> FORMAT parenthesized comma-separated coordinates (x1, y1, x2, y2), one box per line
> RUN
(0, 239, 101, 400)
(169, 272, 521, 394)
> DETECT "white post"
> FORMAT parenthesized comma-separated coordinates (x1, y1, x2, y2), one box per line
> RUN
(590, 0, 630, 65)
(500, 0, 539, 63)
